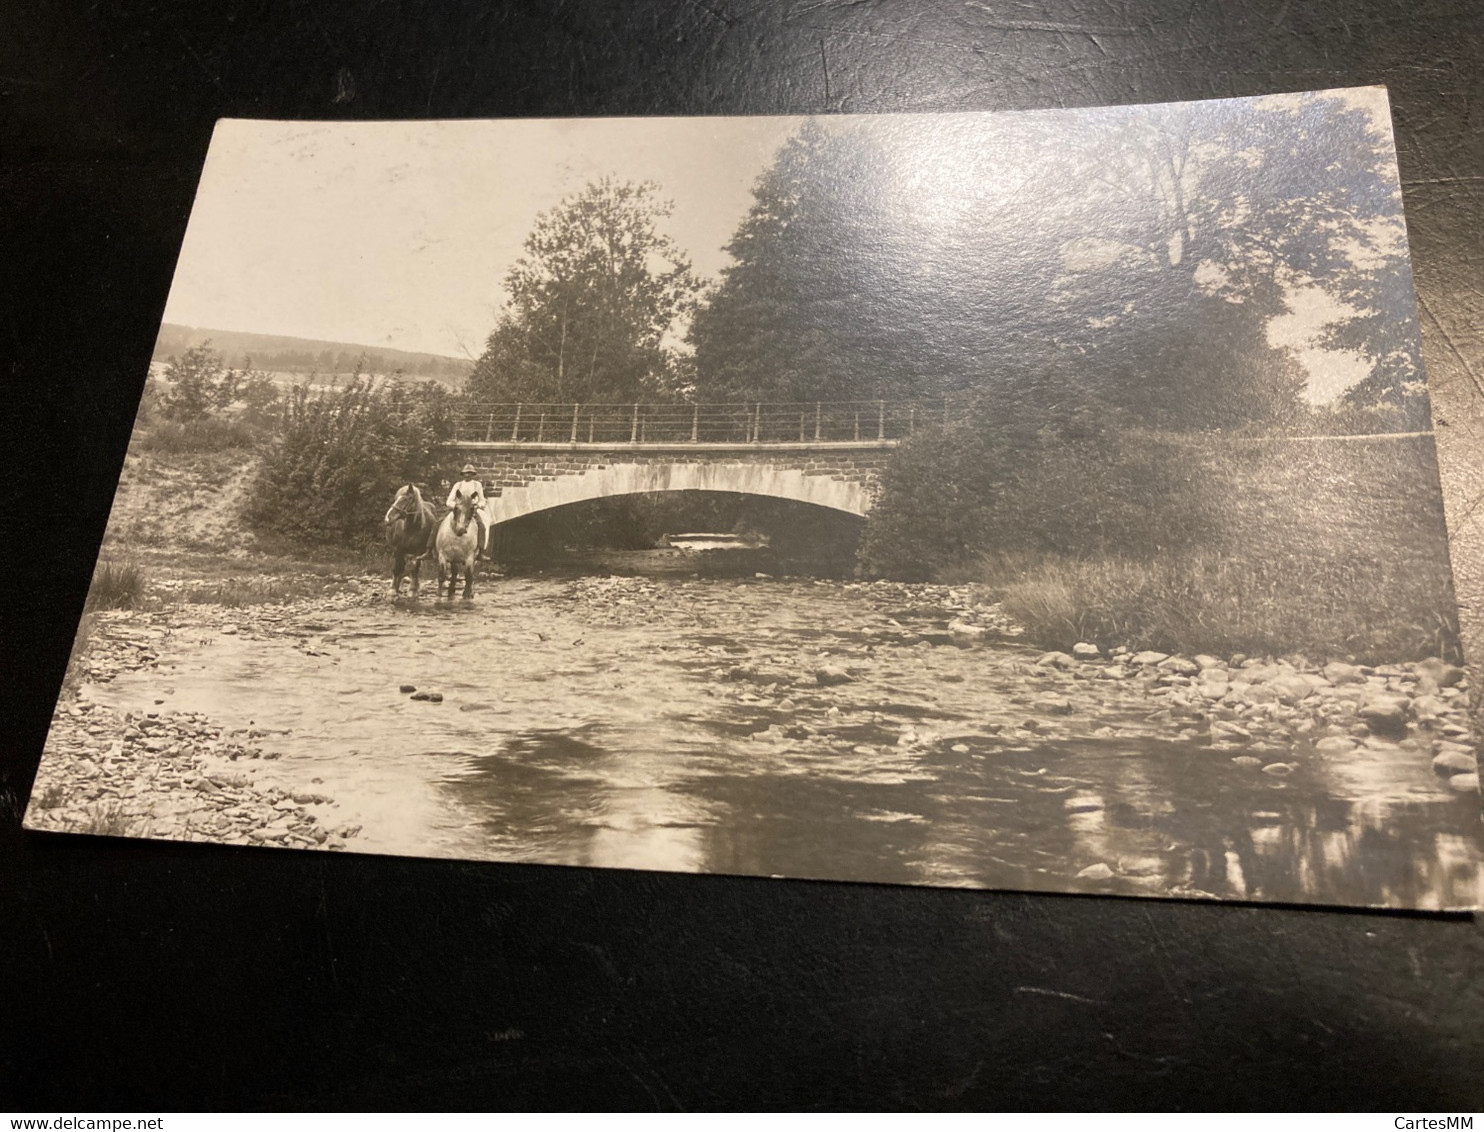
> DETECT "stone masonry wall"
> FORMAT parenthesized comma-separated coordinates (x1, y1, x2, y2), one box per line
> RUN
(442, 444, 896, 522)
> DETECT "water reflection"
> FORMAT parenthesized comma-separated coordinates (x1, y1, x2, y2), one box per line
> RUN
(84, 576, 1482, 908)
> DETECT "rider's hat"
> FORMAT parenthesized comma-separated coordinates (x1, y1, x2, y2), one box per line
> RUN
(461, 463, 478, 476)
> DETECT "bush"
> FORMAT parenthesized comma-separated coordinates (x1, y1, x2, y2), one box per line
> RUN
(243, 377, 454, 547)
(941, 434, 1461, 663)
(862, 378, 1461, 662)
(860, 379, 1207, 579)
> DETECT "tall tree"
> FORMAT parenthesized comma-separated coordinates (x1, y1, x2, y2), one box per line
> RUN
(1005, 91, 1416, 428)
(694, 94, 1419, 431)
(689, 120, 934, 405)
(467, 178, 699, 404)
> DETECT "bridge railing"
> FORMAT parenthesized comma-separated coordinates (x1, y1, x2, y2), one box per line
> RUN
(449, 401, 955, 444)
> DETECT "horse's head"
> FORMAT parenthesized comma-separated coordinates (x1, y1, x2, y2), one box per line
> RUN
(450, 489, 476, 536)
(385, 484, 420, 526)
(385, 483, 415, 528)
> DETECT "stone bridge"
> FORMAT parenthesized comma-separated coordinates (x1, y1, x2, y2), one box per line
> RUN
(439, 400, 939, 525)
(441, 439, 899, 525)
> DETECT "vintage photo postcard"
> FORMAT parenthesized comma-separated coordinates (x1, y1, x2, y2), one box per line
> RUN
(25, 91, 1483, 909)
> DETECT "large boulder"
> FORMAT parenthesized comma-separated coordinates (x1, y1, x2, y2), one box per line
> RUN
(1416, 658, 1465, 688)
(1269, 674, 1317, 706)
(1358, 695, 1410, 737)
(1322, 661, 1366, 685)
(1432, 748, 1478, 775)
(1032, 695, 1075, 716)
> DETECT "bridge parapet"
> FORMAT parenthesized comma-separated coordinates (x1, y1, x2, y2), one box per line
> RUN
(451, 399, 953, 445)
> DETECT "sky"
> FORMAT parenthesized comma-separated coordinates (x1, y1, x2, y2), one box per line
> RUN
(163, 116, 804, 359)
(160, 90, 1406, 404)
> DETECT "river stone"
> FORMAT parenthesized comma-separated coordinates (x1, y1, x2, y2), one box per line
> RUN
(1270, 675, 1316, 705)
(1314, 735, 1358, 753)
(815, 665, 853, 687)
(1322, 662, 1366, 685)
(1077, 863, 1115, 880)
(399, 684, 416, 693)
(1158, 656, 1201, 676)
(1035, 651, 1075, 669)
(1192, 654, 1225, 671)
(1032, 695, 1074, 716)
(1130, 651, 1168, 666)
(1231, 756, 1264, 768)
(1071, 642, 1101, 660)
(948, 619, 988, 642)
(1448, 773, 1480, 794)
(1412, 695, 1446, 721)
(1261, 762, 1296, 776)
(1358, 696, 1409, 737)
(1210, 720, 1251, 741)
(1417, 658, 1465, 688)
(1432, 749, 1478, 775)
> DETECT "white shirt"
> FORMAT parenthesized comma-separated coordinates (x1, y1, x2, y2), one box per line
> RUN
(447, 478, 486, 509)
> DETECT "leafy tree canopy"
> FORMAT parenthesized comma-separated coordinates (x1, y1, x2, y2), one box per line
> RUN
(694, 93, 1424, 431)
(467, 178, 699, 404)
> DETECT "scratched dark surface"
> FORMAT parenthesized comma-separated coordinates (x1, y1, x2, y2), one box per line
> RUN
(3, 0, 1484, 1111)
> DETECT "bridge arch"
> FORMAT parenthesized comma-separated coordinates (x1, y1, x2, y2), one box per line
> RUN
(441, 440, 895, 527)
(484, 458, 871, 525)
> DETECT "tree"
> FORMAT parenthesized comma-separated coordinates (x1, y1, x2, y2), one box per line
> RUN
(162, 342, 227, 421)
(689, 120, 934, 405)
(467, 178, 699, 404)
(998, 92, 1416, 429)
(694, 94, 1419, 432)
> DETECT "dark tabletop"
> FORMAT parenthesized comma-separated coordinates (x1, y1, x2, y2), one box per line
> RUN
(3, 0, 1483, 1111)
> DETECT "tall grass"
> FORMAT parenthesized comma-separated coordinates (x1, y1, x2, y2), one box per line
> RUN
(973, 551, 1458, 663)
(925, 433, 1461, 664)
(133, 415, 258, 454)
(172, 576, 336, 607)
(86, 558, 146, 611)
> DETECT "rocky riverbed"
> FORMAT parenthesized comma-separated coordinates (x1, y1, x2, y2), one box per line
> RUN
(22, 568, 1483, 904)
(25, 577, 387, 850)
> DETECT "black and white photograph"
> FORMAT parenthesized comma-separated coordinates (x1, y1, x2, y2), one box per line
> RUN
(23, 89, 1482, 910)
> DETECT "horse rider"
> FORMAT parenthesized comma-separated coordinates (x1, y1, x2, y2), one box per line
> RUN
(448, 462, 491, 558)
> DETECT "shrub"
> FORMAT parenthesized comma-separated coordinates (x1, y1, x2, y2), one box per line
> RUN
(860, 380, 1207, 579)
(244, 377, 454, 547)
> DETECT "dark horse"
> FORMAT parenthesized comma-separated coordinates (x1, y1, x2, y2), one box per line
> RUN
(384, 484, 437, 595)
(434, 489, 480, 600)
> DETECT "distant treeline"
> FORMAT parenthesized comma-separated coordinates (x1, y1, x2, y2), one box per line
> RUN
(153, 324, 471, 384)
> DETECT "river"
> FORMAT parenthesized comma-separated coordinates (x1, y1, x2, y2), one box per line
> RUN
(80, 570, 1482, 909)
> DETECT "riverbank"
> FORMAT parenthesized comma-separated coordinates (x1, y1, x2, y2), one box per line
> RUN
(26, 551, 1480, 890)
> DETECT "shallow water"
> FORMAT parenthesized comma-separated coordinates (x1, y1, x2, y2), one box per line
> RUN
(88, 576, 1483, 908)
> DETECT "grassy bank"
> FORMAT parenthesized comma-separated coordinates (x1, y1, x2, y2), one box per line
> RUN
(936, 433, 1461, 664)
